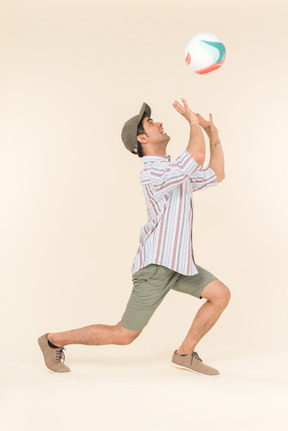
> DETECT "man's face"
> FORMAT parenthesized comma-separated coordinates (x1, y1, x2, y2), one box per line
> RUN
(139, 115, 170, 154)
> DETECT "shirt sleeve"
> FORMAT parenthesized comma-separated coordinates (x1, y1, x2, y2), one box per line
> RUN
(150, 150, 202, 198)
(189, 165, 218, 192)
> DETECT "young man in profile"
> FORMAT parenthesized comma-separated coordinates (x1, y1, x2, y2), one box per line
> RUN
(38, 98, 231, 376)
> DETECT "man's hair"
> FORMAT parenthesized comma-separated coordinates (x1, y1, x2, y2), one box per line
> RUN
(136, 119, 147, 158)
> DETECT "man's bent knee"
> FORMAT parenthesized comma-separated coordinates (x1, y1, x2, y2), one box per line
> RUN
(114, 322, 142, 345)
(200, 279, 231, 306)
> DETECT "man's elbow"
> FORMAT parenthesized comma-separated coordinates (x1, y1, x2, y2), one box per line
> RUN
(193, 152, 205, 166)
(217, 173, 225, 183)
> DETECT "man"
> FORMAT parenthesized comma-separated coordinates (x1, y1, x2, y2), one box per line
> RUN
(38, 99, 231, 376)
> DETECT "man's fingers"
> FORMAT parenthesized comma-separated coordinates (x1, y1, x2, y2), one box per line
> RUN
(172, 105, 184, 116)
(172, 101, 183, 111)
(173, 99, 198, 121)
(181, 98, 189, 110)
(174, 100, 184, 108)
(173, 100, 185, 114)
(181, 98, 196, 113)
(181, 98, 198, 115)
(175, 99, 190, 112)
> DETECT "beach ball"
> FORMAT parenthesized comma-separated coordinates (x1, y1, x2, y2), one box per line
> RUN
(185, 32, 226, 74)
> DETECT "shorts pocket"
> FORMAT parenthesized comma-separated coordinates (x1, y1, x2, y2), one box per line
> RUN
(132, 264, 159, 282)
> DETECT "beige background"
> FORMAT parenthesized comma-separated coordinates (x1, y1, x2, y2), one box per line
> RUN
(1, 0, 287, 430)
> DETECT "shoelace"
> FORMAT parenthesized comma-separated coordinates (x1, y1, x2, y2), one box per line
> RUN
(55, 347, 66, 363)
(190, 351, 202, 365)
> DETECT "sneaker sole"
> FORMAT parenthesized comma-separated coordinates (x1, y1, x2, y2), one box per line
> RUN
(38, 338, 71, 374)
(171, 361, 220, 377)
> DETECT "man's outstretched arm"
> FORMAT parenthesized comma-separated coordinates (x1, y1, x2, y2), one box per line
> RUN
(173, 98, 206, 166)
(208, 133, 225, 182)
(196, 112, 225, 183)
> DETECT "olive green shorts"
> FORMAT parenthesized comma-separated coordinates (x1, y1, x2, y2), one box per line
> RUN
(121, 263, 218, 332)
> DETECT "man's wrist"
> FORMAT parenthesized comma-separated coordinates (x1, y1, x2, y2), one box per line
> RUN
(209, 132, 220, 141)
(209, 134, 221, 148)
(207, 130, 219, 139)
(189, 120, 201, 128)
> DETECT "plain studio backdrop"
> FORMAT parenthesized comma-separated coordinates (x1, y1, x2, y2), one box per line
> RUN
(0, 1, 287, 431)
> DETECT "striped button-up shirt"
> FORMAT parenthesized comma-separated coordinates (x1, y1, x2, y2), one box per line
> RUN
(131, 150, 218, 276)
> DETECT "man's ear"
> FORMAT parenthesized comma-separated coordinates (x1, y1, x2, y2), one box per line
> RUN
(137, 134, 148, 144)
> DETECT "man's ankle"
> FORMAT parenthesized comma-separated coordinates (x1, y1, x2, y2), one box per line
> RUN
(48, 333, 64, 348)
(176, 349, 194, 355)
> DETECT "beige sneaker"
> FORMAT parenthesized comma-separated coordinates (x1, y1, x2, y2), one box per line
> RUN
(38, 333, 71, 374)
(171, 350, 220, 376)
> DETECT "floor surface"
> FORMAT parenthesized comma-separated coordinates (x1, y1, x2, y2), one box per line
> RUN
(1, 343, 287, 431)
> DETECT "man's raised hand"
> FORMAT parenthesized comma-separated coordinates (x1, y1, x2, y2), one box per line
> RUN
(172, 98, 200, 126)
(195, 113, 219, 138)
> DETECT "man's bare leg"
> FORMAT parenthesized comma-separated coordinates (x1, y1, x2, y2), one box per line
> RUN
(48, 321, 142, 348)
(176, 279, 231, 355)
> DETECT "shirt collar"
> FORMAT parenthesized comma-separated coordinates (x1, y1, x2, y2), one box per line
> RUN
(142, 154, 171, 164)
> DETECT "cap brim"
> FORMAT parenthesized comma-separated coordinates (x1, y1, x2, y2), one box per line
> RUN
(138, 102, 151, 126)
